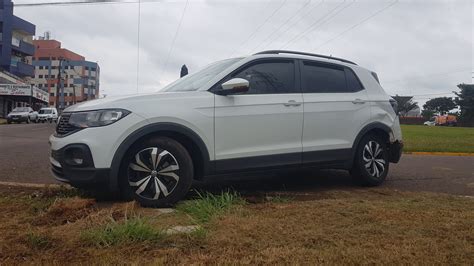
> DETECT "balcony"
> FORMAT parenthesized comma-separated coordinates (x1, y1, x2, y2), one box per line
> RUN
(10, 61, 34, 77)
(11, 40, 35, 55)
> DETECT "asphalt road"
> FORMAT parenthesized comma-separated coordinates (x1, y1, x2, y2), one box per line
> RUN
(1, 123, 473, 196)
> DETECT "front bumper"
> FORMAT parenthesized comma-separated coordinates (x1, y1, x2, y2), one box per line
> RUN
(7, 116, 28, 122)
(389, 140, 403, 163)
(50, 144, 110, 189)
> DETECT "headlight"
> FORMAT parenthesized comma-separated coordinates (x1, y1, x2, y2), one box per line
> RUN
(68, 109, 130, 128)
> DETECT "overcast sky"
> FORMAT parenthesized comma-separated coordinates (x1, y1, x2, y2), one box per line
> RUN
(14, 0, 473, 106)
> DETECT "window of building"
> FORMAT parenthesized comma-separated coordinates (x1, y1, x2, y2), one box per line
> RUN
(301, 62, 348, 93)
(39, 75, 43, 78)
(50, 93, 54, 96)
(39, 66, 44, 70)
(228, 60, 296, 94)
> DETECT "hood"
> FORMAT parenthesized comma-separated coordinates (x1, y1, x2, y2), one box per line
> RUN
(63, 91, 191, 112)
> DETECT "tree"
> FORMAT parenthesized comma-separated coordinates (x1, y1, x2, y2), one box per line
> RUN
(421, 109, 435, 120)
(454, 83, 474, 124)
(392, 95, 419, 117)
(423, 97, 456, 115)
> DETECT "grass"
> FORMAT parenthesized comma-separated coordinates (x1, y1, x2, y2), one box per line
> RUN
(25, 232, 53, 250)
(81, 217, 164, 247)
(0, 118, 6, 125)
(177, 190, 245, 223)
(0, 186, 473, 264)
(401, 125, 474, 153)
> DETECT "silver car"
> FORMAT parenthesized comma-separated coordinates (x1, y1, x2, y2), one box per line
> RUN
(6, 107, 39, 124)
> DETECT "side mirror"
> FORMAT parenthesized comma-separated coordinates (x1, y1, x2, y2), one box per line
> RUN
(217, 78, 249, 96)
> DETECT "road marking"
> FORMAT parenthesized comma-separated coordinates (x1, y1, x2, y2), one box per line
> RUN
(405, 152, 474, 156)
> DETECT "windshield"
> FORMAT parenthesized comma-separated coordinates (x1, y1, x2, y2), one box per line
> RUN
(12, 107, 29, 112)
(163, 58, 242, 92)
(39, 109, 52, 114)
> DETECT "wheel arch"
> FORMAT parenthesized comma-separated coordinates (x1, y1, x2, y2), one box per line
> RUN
(108, 122, 211, 192)
(351, 122, 392, 161)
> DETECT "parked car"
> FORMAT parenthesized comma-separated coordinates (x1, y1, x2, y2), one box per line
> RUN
(6, 107, 38, 124)
(49, 50, 403, 207)
(423, 120, 436, 126)
(38, 107, 59, 123)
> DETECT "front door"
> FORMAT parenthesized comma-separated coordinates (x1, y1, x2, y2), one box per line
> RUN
(213, 59, 304, 172)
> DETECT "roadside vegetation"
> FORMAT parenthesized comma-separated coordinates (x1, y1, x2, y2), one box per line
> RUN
(401, 124, 474, 153)
(0, 185, 473, 264)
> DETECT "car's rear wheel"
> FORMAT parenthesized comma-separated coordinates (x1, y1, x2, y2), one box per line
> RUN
(119, 137, 193, 207)
(350, 134, 389, 186)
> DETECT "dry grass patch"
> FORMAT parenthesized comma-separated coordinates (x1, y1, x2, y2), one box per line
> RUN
(0, 185, 473, 264)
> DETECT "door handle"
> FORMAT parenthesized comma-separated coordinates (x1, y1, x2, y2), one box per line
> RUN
(352, 98, 366, 104)
(284, 100, 302, 107)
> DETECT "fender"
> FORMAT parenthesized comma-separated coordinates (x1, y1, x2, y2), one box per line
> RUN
(350, 122, 392, 163)
(108, 122, 211, 192)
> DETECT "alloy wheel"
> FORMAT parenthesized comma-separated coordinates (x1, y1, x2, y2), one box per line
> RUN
(127, 147, 180, 200)
(362, 141, 386, 178)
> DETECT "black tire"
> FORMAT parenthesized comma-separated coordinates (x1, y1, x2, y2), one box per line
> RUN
(119, 137, 194, 208)
(7, 121, 11, 124)
(350, 134, 389, 186)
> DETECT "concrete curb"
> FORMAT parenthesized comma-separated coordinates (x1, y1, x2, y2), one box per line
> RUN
(0, 181, 64, 188)
(404, 152, 474, 157)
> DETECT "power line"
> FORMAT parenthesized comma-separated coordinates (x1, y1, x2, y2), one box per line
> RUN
(280, 0, 354, 49)
(228, 0, 287, 57)
(160, 0, 189, 78)
(259, 0, 325, 51)
(313, 0, 398, 50)
(250, 0, 312, 53)
(383, 69, 471, 84)
(13, 0, 162, 7)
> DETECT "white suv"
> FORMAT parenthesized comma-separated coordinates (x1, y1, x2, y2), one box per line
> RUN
(49, 50, 403, 207)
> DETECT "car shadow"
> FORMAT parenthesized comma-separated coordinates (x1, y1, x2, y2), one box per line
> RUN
(190, 168, 357, 200)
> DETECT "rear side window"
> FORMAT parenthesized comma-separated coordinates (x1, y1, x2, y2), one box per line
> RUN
(301, 61, 363, 93)
(345, 68, 363, 92)
(230, 60, 296, 94)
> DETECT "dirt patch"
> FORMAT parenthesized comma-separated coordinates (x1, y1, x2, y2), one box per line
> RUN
(33, 197, 96, 226)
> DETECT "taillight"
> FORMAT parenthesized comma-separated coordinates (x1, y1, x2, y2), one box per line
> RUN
(389, 99, 398, 115)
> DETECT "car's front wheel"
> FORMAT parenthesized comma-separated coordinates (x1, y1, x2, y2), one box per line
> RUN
(350, 134, 389, 186)
(119, 137, 194, 207)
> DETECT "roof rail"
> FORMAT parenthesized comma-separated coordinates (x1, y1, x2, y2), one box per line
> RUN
(253, 50, 357, 65)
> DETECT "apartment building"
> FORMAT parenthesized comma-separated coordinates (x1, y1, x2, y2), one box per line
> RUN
(32, 39, 100, 109)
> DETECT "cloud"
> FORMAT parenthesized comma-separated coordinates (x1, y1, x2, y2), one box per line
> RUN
(14, 0, 473, 102)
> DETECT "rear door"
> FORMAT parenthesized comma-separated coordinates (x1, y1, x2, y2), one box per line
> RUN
(213, 59, 304, 172)
(300, 60, 370, 164)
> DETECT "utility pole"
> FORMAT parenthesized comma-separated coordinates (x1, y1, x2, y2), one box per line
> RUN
(55, 57, 63, 110)
(72, 84, 77, 104)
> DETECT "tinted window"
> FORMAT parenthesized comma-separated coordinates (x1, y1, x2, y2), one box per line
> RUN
(231, 60, 295, 94)
(345, 68, 363, 92)
(302, 62, 347, 93)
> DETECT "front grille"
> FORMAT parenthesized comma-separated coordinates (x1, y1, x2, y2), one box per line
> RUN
(56, 113, 79, 136)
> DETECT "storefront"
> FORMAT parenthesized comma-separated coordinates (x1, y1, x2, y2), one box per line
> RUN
(0, 84, 48, 118)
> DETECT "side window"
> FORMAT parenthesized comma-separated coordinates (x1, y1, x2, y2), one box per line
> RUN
(301, 62, 346, 93)
(345, 68, 364, 92)
(230, 60, 296, 94)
